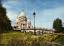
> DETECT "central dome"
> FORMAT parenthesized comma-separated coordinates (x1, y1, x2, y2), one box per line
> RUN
(20, 12, 26, 16)
(18, 11, 26, 17)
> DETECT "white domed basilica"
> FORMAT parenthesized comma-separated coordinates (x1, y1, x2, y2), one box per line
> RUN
(16, 11, 32, 30)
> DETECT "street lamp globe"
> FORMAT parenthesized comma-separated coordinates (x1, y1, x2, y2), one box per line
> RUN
(33, 12, 36, 15)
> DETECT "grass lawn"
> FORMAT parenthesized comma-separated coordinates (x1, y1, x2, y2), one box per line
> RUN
(0, 31, 64, 46)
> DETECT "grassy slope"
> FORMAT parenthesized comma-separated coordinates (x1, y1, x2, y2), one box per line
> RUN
(0, 32, 27, 44)
(0, 32, 64, 45)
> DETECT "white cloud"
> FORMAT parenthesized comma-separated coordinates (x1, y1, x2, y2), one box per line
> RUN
(6, 10, 18, 26)
(3, 4, 12, 9)
(38, 6, 64, 20)
(7, 11, 17, 20)
(3, 2, 64, 28)
(35, 6, 64, 28)
(3, 0, 21, 9)
(7, 6, 64, 28)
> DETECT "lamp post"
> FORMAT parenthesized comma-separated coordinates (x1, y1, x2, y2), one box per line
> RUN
(33, 12, 36, 35)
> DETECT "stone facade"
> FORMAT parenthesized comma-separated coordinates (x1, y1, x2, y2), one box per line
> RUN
(16, 11, 32, 30)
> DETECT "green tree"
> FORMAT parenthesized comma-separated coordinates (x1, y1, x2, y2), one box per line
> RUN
(53, 18, 62, 32)
(62, 27, 64, 33)
(0, 0, 12, 33)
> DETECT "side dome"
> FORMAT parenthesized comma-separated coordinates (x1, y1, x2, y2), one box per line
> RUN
(27, 18, 31, 23)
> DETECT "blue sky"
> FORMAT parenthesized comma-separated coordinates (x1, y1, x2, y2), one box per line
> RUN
(3, 0, 64, 29)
